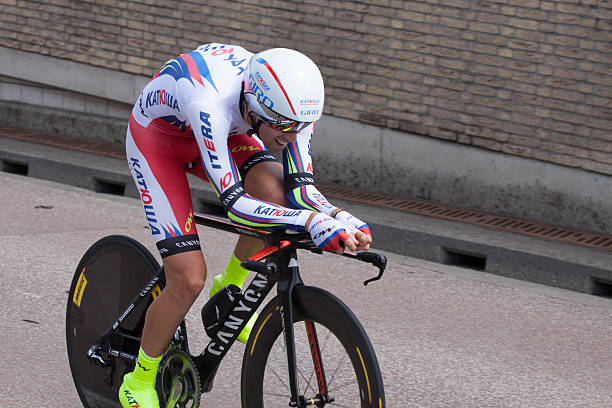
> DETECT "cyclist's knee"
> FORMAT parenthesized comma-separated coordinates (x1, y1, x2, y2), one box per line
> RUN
(182, 268, 206, 296)
(163, 252, 207, 302)
(258, 184, 286, 207)
(169, 268, 205, 302)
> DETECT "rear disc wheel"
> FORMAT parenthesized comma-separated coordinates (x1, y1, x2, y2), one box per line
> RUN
(66, 235, 161, 408)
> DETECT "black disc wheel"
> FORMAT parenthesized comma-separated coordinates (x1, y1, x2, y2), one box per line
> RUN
(241, 286, 385, 407)
(66, 235, 162, 408)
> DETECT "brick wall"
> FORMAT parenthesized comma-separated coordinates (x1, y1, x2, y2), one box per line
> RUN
(1, 0, 611, 175)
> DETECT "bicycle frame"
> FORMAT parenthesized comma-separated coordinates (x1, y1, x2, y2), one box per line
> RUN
(87, 211, 386, 406)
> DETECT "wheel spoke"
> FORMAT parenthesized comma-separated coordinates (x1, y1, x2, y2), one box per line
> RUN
(328, 401, 353, 407)
(324, 346, 349, 390)
(329, 378, 359, 392)
(300, 364, 317, 396)
(318, 326, 333, 352)
(297, 364, 318, 397)
(262, 390, 292, 399)
(268, 365, 290, 392)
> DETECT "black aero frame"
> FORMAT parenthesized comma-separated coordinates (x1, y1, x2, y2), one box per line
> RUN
(83, 211, 387, 407)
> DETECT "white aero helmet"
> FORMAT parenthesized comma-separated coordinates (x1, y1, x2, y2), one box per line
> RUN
(244, 48, 324, 133)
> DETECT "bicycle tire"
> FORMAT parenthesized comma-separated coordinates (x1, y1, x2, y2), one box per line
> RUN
(241, 286, 385, 407)
(66, 235, 162, 408)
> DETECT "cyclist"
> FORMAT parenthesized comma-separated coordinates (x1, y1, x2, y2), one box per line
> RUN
(120, 43, 372, 408)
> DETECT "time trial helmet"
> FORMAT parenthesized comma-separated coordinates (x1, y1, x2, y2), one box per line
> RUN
(244, 48, 324, 133)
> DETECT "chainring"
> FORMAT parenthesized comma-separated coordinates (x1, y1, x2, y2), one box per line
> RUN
(159, 348, 201, 408)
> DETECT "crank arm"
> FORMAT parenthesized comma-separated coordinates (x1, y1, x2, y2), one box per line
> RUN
(165, 376, 183, 408)
(87, 344, 137, 367)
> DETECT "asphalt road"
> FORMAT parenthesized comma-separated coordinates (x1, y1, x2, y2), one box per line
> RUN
(1, 171, 610, 407)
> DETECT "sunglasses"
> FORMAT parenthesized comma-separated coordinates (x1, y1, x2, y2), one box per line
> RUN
(245, 92, 312, 133)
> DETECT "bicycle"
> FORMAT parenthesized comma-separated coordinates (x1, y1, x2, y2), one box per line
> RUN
(66, 211, 387, 407)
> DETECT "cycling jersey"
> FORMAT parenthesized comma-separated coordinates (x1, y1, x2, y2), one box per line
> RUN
(126, 43, 337, 255)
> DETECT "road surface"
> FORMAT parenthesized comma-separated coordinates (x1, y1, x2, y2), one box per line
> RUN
(0, 172, 610, 407)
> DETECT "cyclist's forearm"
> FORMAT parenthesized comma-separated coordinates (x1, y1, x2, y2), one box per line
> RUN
(285, 183, 338, 215)
(282, 131, 338, 215)
(225, 192, 313, 231)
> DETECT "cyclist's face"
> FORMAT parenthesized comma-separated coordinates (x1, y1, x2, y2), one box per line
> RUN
(244, 104, 299, 153)
(257, 124, 298, 153)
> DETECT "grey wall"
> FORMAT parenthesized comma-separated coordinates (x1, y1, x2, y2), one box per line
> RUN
(1, 46, 611, 235)
(314, 115, 612, 235)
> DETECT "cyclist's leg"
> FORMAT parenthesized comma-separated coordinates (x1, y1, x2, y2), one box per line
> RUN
(229, 133, 287, 260)
(207, 135, 286, 343)
(141, 251, 206, 356)
(235, 158, 286, 258)
(122, 117, 207, 407)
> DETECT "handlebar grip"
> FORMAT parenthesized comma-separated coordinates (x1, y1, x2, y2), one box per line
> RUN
(357, 252, 387, 286)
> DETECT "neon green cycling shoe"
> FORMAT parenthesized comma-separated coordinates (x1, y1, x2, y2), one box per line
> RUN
(119, 372, 159, 408)
(210, 273, 258, 344)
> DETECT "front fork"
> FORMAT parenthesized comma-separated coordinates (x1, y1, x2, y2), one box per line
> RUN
(277, 249, 331, 407)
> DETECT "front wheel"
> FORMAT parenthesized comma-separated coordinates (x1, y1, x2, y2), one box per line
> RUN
(241, 286, 385, 407)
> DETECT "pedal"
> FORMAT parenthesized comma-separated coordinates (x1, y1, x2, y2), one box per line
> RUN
(87, 345, 110, 367)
